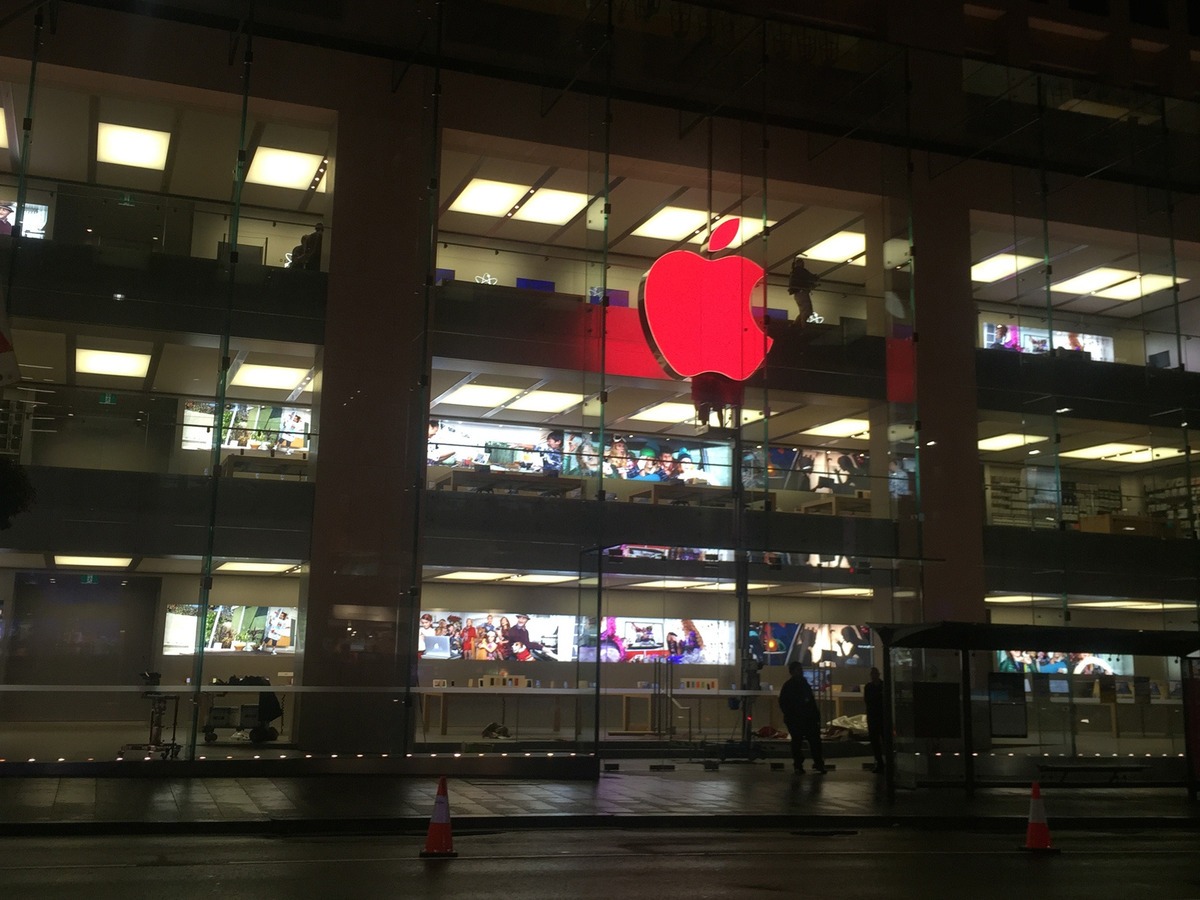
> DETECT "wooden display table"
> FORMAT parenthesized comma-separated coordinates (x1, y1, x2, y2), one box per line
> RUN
(1079, 514, 1166, 538)
(434, 468, 582, 497)
(221, 452, 309, 480)
(797, 494, 871, 517)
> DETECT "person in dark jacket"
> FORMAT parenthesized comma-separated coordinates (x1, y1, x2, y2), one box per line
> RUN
(779, 661, 826, 774)
(863, 666, 885, 772)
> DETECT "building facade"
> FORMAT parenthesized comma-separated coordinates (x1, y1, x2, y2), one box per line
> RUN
(0, 1, 1197, 783)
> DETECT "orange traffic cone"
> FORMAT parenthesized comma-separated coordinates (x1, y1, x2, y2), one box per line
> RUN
(420, 775, 458, 858)
(1021, 782, 1059, 853)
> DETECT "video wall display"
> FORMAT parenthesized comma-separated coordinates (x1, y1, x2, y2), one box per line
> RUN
(419, 611, 578, 662)
(182, 401, 311, 453)
(0, 201, 49, 239)
(982, 322, 1114, 362)
(417, 611, 735, 665)
(164, 603, 298, 655)
(749, 622, 873, 667)
(429, 418, 734, 485)
(431, 418, 885, 494)
(580, 616, 734, 664)
(995, 650, 1130, 675)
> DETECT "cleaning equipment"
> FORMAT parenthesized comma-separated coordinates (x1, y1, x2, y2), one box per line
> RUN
(419, 775, 458, 859)
(1021, 781, 1060, 853)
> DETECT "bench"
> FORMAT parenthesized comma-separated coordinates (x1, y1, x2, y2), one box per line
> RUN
(1035, 762, 1150, 784)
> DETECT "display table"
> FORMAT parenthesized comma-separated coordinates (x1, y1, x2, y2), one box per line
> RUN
(629, 482, 775, 509)
(221, 452, 309, 480)
(1078, 514, 1167, 538)
(434, 468, 582, 497)
(797, 494, 871, 517)
(412, 686, 780, 739)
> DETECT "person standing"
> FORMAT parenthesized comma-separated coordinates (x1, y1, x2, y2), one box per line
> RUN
(778, 661, 826, 774)
(863, 666, 886, 773)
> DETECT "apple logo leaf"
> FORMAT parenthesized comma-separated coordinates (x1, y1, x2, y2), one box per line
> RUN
(707, 218, 742, 254)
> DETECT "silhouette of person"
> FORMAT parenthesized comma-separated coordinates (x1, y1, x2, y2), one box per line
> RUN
(779, 661, 826, 774)
(864, 666, 885, 772)
(787, 257, 819, 324)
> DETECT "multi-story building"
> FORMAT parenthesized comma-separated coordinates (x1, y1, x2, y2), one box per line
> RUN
(0, 1, 1197, 786)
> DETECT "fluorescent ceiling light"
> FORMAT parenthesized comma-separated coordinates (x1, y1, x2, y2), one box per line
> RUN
(689, 216, 775, 250)
(435, 571, 510, 581)
(802, 231, 866, 266)
(627, 579, 723, 590)
(1058, 99, 1138, 120)
(801, 418, 870, 439)
(1049, 267, 1137, 294)
(0, 110, 7, 150)
(631, 401, 699, 424)
(245, 147, 327, 192)
(511, 188, 588, 225)
(1061, 442, 1184, 463)
(985, 594, 1060, 604)
(506, 390, 584, 413)
(75, 349, 151, 378)
(686, 582, 771, 592)
(1093, 274, 1187, 300)
(804, 587, 873, 597)
(54, 555, 132, 568)
(440, 384, 524, 408)
(977, 433, 1050, 452)
(96, 123, 171, 170)
(505, 574, 577, 584)
(230, 364, 310, 391)
(971, 254, 1042, 283)
(632, 207, 712, 241)
(449, 178, 530, 216)
(1071, 600, 1194, 610)
(217, 561, 297, 573)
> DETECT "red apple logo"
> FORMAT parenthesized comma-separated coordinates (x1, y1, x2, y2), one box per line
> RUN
(639, 218, 772, 381)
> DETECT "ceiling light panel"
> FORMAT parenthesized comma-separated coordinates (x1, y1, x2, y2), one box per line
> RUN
(804, 587, 873, 597)
(977, 433, 1050, 452)
(246, 148, 328, 192)
(1060, 442, 1184, 463)
(96, 123, 171, 170)
(506, 574, 577, 584)
(687, 582, 771, 591)
(802, 231, 866, 266)
(971, 254, 1042, 283)
(630, 401, 699, 424)
(1049, 267, 1137, 294)
(1093, 274, 1187, 300)
(632, 207, 712, 241)
(800, 418, 870, 438)
(506, 390, 584, 413)
(0, 110, 8, 150)
(217, 562, 297, 573)
(434, 571, 509, 581)
(440, 384, 524, 407)
(449, 178, 530, 216)
(627, 579, 722, 590)
(511, 188, 588, 225)
(54, 555, 133, 568)
(75, 349, 151, 378)
(230, 365, 310, 391)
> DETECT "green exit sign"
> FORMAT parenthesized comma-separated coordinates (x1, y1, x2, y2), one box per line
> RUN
(99, 393, 117, 405)
(80, 575, 99, 584)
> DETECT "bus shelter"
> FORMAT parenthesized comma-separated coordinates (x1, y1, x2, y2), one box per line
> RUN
(872, 622, 1200, 797)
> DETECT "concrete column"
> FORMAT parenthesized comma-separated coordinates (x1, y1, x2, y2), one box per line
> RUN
(910, 157, 988, 623)
(297, 65, 437, 752)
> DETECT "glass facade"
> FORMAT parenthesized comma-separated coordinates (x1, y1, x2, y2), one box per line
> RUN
(0, 2, 1195, 785)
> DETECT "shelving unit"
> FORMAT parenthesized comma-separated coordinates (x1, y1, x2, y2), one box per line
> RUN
(0, 399, 23, 459)
(1144, 476, 1200, 538)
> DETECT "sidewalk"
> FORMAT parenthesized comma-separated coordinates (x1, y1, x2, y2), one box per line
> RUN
(1, 761, 1197, 837)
